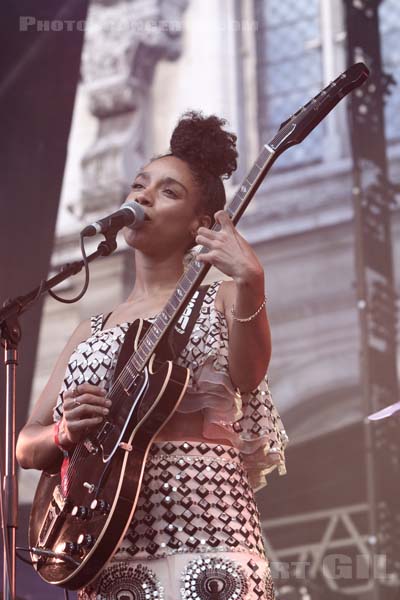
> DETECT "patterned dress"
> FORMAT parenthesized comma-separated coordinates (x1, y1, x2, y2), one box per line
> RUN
(53, 281, 288, 599)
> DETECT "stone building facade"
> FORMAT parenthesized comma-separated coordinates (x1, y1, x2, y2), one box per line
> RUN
(21, 0, 400, 593)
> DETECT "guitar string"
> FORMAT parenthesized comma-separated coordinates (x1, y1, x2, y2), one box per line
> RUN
(63, 271, 205, 489)
(62, 271, 200, 489)
(62, 175, 246, 489)
(62, 132, 268, 486)
(62, 196, 237, 488)
(64, 145, 306, 488)
(63, 300, 176, 488)
(62, 296, 186, 490)
(62, 68, 358, 491)
(63, 379, 127, 493)
(63, 306, 169, 485)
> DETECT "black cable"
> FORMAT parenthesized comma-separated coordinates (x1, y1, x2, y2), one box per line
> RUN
(17, 547, 72, 599)
(1, 231, 91, 346)
(15, 548, 34, 566)
(48, 234, 90, 303)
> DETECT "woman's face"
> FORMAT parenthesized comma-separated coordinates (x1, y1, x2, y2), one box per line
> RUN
(123, 155, 208, 256)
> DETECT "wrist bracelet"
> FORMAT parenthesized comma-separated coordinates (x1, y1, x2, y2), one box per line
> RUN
(53, 420, 69, 454)
(231, 295, 267, 323)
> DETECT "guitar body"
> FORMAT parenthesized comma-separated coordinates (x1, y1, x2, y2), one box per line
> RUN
(29, 319, 190, 590)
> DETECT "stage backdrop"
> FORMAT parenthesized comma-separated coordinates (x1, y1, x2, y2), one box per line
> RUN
(0, 2, 88, 597)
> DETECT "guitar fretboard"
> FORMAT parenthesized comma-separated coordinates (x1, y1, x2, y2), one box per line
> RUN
(116, 63, 369, 387)
(120, 143, 276, 384)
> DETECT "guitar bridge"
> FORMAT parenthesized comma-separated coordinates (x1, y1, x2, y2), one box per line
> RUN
(84, 438, 99, 454)
(53, 484, 67, 511)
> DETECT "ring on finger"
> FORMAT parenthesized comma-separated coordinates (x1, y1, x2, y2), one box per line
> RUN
(72, 385, 80, 398)
(73, 397, 81, 406)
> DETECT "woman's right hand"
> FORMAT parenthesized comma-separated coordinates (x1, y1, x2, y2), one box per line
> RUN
(59, 383, 112, 447)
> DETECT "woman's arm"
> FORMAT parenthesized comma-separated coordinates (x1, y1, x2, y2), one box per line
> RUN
(16, 319, 108, 471)
(196, 211, 271, 393)
(218, 274, 271, 393)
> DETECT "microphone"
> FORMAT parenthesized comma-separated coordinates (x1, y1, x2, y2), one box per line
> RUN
(81, 201, 146, 237)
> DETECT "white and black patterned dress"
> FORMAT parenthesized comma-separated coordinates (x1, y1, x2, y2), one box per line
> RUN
(54, 281, 288, 600)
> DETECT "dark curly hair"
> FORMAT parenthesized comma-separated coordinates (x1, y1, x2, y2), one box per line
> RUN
(164, 111, 238, 229)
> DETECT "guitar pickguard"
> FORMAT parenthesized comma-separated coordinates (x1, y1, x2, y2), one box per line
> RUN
(100, 368, 149, 463)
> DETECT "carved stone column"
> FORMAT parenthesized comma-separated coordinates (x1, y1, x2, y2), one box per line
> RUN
(80, 0, 188, 220)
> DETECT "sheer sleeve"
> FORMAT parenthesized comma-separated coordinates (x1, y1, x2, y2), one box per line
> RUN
(174, 281, 289, 491)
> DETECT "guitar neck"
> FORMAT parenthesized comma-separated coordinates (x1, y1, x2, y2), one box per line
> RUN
(116, 62, 369, 385)
(119, 144, 277, 381)
(224, 144, 277, 225)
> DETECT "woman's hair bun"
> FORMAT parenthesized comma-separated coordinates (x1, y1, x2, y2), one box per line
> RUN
(170, 110, 237, 179)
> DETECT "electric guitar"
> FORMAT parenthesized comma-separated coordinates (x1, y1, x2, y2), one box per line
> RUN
(29, 62, 369, 590)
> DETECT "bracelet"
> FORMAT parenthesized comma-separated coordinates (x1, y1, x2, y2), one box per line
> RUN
(230, 295, 267, 322)
(53, 420, 70, 454)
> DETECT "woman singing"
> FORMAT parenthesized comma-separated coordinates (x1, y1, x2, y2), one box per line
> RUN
(17, 111, 288, 599)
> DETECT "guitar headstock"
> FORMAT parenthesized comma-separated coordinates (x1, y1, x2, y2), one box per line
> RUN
(269, 62, 370, 153)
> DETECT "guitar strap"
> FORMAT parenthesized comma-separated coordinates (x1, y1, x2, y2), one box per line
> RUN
(166, 284, 210, 361)
(113, 284, 210, 381)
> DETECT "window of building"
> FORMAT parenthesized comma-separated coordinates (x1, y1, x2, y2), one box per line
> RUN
(255, 0, 325, 170)
(254, 0, 399, 173)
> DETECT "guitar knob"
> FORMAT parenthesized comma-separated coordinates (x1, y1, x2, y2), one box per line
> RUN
(57, 541, 79, 555)
(77, 533, 95, 549)
(71, 505, 92, 520)
(90, 499, 110, 514)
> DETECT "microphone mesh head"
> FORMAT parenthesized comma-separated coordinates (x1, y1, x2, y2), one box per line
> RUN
(122, 200, 146, 223)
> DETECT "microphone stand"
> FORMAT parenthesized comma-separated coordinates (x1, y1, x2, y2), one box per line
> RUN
(0, 233, 117, 600)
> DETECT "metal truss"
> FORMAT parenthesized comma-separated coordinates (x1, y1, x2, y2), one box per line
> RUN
(344, 2, 400, 599)
(262, 502, 393, 596)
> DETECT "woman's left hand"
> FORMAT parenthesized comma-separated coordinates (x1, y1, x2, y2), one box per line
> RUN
(195, 210, 263, 285)
(196, 211, 270, 392)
